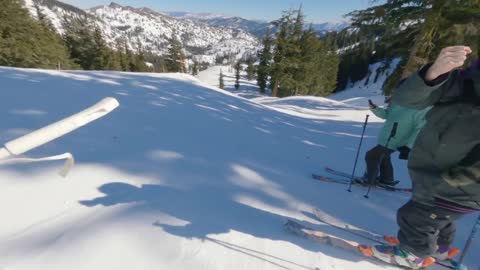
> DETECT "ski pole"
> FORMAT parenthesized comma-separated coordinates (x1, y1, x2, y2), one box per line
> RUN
(0, 97, 119, 161)
(458, 214, 480, 264)
(0, 97, 119, 177)
(348, 115, 369, 192)
(364, 122, 398, 199)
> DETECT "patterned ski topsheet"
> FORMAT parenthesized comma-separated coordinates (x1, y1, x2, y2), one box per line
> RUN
(284, 218, 459, 270)
(284, 219, 413, 270)
(310, 208, 460, 270)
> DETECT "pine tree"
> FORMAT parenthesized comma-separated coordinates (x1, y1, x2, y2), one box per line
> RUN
(234, 61, 241, 90)
(129, 41, 149, 72)
(63, 15, 98, 70)
(270, 12, 291, 97)
(261, 8, 340, 97)
(115, 39, 129, 71)
(192, 61, 199, 75)
(348, 0, 480, 93)
(219, 69, 225, 89)
(92, 26, 110, 70)
(296, 26, 339, 96)
(166, 32, 186, 73)
(271, 8, 309, 97)
(245, 57, 256, 81)
(107, 50, 121, 71)
(0, 0, 74, 69)
(257, 30, 273, 93)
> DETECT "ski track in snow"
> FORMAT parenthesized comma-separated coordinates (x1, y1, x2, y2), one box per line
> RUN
(0, 65, 477, 270)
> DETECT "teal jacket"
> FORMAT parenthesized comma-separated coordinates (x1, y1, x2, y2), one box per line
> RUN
(371, 104, 430, 150)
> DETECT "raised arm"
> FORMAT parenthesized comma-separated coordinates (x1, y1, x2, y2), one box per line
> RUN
(393, 46, 472, 109)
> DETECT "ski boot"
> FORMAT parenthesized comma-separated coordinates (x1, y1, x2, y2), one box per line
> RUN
(358, 244, 436, 269)
(383, 236, 460, 261)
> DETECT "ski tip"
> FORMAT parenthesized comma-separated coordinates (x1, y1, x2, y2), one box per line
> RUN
(421, 257, 436, 268)
(448, 247, 460, 259)
(383, 235, 400, 246)
(357, 245, 374, 257)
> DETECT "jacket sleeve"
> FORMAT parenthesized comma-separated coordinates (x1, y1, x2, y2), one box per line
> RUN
(392, 65, 451, 110)
(371, 107, 388, 119)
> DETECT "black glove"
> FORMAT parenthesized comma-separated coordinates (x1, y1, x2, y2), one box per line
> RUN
(397, 146, 411, 160)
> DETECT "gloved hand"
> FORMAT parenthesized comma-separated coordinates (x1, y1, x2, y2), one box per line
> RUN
(425, 46, 472, 81)
(397, 146, 411, 160)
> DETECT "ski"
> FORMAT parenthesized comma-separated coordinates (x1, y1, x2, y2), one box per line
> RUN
(312, 173, 412, 193)
(310, 208, 462, 270)
(324, 166, 359, 179)
(325, 166, 402, 187)
(284, 219, 430, 270)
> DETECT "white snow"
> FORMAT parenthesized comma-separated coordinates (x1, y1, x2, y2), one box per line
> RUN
(0, 65, 478, 270)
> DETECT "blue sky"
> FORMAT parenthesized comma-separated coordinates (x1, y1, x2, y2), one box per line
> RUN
(61, 0, 375, 23)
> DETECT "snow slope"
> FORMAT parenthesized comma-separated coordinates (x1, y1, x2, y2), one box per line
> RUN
(0, 66, 478, 270)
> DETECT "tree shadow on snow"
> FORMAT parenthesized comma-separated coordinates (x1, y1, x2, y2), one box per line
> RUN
(79, 181, 387, 268)
(0, 67, 407, 268)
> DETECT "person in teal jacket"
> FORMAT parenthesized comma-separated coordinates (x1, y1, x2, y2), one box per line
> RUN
(363, 99, 431, 186)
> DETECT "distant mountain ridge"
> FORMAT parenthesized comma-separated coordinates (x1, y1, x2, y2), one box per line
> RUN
(23, 0, 349, 63)
(166, 11, 349, 37)
(23, 0, 260, 63)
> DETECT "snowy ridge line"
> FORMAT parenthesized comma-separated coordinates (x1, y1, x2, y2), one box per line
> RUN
(25, 0, 260, 62)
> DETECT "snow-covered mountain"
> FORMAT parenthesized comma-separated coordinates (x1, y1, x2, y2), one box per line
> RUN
(166, 12, 273, 38)
(167, 11, 349, 37)
(23, 0, 261, 63)
(311, 21, 350, 35)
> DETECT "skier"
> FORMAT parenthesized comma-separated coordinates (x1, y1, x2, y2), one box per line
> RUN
(362, 46, 480, 269)
(360, 98, 430, 187)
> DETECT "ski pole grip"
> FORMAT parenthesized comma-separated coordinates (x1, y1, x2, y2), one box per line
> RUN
(363, 115, 369, 128)
(390, 122, 398, 138)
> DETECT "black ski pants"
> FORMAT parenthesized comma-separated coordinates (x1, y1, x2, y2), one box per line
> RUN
(397, 200, 464, 258)
(365, 144, 394, 184)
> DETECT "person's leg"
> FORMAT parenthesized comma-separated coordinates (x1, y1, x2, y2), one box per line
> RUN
(433, 221, 459, 260)
(379, 150, 395, 184)
(434, 209, 464, 260)
(365, 145, 385, 184)
(438, 221, 456, 247)
(397, 200, 464, 258)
